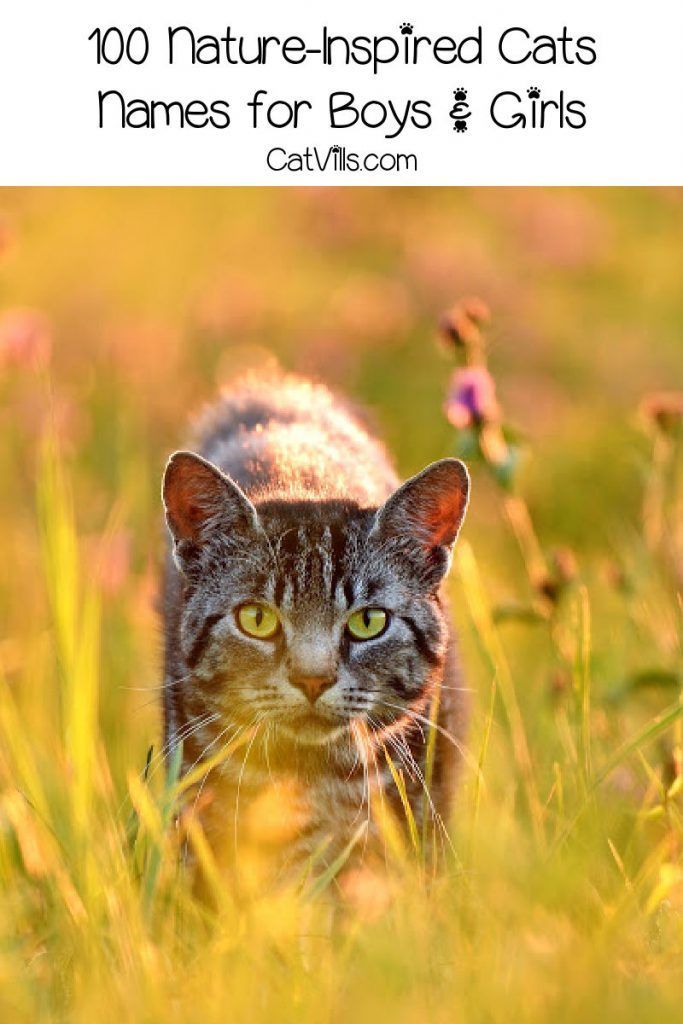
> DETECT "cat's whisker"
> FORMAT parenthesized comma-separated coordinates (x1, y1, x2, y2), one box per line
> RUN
(146, 711, 221, 780)
(124, 711, 218, 793)
(367, 721, 396, 868)
(115, 710, 222, 825)
(121, 682, 174, 693)
(349, 720, 373, 845)
(434, 684, 474, 693)
(133, 673, 233, 716)
(357, 719, 381, 862)
(181, 722, 248, 862)
(232, 717, 264, 859)
(380, 724, 454, 857)
(122, 667, 202, 699)
(262, 723, 275, 784)
(344, 736, 362, 781)
(185, 721, 243, 785)
(382, 701, 482, 783)
(181, 723, 235, 856)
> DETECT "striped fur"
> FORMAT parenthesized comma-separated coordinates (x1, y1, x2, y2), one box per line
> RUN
(161, 372, 469, 884)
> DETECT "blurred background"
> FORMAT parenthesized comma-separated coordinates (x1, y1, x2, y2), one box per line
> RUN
(1, 188, 683, 1024)
(0, 186, 681, 778)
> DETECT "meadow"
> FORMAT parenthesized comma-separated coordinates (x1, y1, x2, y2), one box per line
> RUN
(0, 187, 682, 1023)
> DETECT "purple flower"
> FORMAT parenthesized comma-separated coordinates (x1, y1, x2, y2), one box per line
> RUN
(444, 366, 500, 429)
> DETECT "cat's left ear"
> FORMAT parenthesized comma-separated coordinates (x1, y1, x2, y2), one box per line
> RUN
(372, 459, 469, 582)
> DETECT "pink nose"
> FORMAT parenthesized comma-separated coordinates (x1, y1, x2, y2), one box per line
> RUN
(290, 673, 335, 704)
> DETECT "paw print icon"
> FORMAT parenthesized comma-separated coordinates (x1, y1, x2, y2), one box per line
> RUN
(527, 86, 541, 99)
(449, 88, 472, 132)
(400, 23, 414, 35)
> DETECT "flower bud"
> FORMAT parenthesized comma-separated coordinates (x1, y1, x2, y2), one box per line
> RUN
(438, 297, 489, 352)
(639, 391, 683, 435)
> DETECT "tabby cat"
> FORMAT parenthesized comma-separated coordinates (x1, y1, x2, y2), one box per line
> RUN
(161, 372, 469, 885)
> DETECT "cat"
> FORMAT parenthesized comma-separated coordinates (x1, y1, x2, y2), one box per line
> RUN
(161, 371, 469, 889)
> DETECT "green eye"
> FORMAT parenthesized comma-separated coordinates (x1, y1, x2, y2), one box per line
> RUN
(236, 603, 280, 639)
(347, 608, 388, 641)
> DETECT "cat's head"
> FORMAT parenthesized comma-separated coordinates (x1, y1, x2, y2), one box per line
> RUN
(162, 452, 469, 747)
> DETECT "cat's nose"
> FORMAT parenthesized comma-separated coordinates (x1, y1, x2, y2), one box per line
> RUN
(289, 672, 335, 704)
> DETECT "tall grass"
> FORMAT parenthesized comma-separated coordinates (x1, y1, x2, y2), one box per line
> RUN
(0, 401, 681, 1024)
(0, 187, 682, 1023)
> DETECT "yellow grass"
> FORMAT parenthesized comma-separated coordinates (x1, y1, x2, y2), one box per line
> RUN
(0, 188, 682, 1023)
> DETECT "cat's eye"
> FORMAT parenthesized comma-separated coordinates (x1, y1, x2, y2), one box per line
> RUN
(236, 603, 280, 640)
(347, 607, 389, 641)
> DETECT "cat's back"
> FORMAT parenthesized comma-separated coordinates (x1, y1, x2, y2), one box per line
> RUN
(191, 371, 399, 506)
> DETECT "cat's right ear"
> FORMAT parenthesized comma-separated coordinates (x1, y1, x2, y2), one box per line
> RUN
(162, 451, 260, 571)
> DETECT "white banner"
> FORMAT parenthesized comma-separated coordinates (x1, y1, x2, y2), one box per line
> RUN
(0, 0, 681, 184)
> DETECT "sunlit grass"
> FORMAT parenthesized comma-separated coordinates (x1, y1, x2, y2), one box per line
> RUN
(0, 188, 682, 1022)
(0, 415, 682, 1024)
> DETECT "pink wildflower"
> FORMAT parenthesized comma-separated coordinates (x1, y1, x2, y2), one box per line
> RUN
(0, 308, 52, 370)
(444, 366, 500, 429)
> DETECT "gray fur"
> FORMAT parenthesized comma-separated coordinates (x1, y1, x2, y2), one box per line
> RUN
(161, 372, 469, 872)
